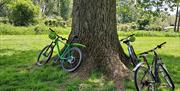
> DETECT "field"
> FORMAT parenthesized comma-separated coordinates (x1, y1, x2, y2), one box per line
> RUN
(0, 34, 180, 91)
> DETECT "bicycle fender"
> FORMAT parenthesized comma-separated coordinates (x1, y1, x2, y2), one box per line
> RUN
(71, 43, 86, 48)
(133, 62, 145, 72)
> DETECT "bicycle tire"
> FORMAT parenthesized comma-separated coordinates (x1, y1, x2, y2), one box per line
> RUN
(36, 45, 53, 66)
(134, 64, 155, 91)
(61, 47, 82, 72)
(159, 64, 175, 90)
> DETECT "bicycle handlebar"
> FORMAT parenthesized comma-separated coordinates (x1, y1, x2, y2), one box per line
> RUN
(49, 28, 55, 32)
(120, 34, 135, 41)
(139, 42, 166, 55)
(157, 42, 166, 48)
(49, 28, 68, 41)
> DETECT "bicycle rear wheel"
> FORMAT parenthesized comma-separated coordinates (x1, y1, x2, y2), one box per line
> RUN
(134, 64, 155, 91)
(36, 45, 53, 66)
(61, 47, 82, 72)
(158, 64, 175, 90)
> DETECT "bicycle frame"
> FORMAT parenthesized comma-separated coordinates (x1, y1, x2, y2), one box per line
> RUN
(120, 34, 138, 67)
(49, 37, 85, 62)
(134, 51, 164, 84)
(52, 38, 72, 62)
(153, 51, 164, 83)
(125, 41, 138, 67)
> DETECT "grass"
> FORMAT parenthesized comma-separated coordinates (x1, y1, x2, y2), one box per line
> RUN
(118, 30, 180, 37)
(0, 35, 114, 91)
(1, 23, 180, 37)
(0, 34, 180, 91)
(0, 23, 71, 35)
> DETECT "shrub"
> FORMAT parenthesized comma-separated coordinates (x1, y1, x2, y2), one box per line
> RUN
(148, 24, 163, 31)
(137, 19, 150, 30)
(44, 18, 66, 27)
(130, 22, 137, 30)
(34, 24, 48, 34)
(66, 18, 72, 27)
(0, 17, 9, 24)
(0, 23, 71, 35)
(0, 23, 34, 35)
(8, 0, 39, 26)
(117, 24, 130, 31)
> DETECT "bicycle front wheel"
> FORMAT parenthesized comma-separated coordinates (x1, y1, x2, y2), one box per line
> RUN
(61, 47, 82, 72)
(158, 64, 175, 90)
(36, 45, 53, 66)
(134, 64, 155, 91)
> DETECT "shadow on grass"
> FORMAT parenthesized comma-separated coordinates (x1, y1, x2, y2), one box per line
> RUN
(0, 49, 179, 91)
(124, 54, 180, 90)
(0, 49, 116, 91)
(0, 49, 68, 91)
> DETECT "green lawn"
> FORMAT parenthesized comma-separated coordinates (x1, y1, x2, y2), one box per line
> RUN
(0, 35, 180, 91)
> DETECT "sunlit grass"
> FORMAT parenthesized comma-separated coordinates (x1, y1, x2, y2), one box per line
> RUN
(0, 35, 179, 90)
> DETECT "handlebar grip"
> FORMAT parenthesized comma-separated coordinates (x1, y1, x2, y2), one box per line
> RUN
(49, 28, 55, 32)
(120, 34, 135, 42)
(157, 42, 166, 48)
(160, 42, 166, 46)
(129, 34, 135, 37)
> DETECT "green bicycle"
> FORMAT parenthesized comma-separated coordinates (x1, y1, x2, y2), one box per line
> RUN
(36, 28, 86, 72)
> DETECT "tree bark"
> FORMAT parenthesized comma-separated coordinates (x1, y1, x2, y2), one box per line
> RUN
(174, 3, 179, 32)
(69, 0, 129, 90)
(177, 10, 180, 32)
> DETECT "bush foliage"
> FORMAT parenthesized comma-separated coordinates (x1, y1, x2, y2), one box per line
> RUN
(8, 0, 39, 26)
(0, 23, 71, 35)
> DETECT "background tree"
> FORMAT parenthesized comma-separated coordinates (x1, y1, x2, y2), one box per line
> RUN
(69, 0, 129, 90)
(33, 0, 71, 20)
(0, 0, 11, 17)
(34, 0, 58, 17)
(177, 9, 180, 32)
(60, 0, 71, 20)
(116, 0, 138, 23)
(174, 3, 179, 32)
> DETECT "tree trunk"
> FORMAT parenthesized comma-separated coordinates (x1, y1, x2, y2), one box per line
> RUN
(177, 10, 180, 32)
(174, 3, 179, 32)
(69, 0, 129, 90)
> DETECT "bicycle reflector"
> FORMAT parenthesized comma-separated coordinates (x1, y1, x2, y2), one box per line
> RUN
(129, 36, 135, 42)
(49, 31, 56, 40)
